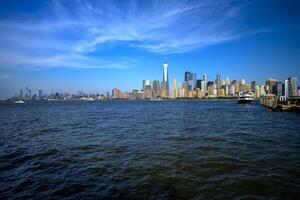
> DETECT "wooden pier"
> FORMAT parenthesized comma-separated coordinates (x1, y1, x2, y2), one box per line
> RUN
(260, 95, 300, 112)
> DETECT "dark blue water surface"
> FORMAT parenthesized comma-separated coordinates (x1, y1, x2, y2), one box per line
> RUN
(0, 100, 300, 199)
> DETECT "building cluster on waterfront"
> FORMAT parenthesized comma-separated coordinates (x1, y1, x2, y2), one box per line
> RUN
(111, 62, 299, 100)
(11, 62, 299, 101)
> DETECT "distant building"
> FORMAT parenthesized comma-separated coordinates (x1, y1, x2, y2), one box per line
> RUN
(112, 88, 121, 99)
(202, 74, 207, 91)
(219, 88, 225, 97)
(185, 71, 197, 90)
(246, 84, 251, 92)
(284, 79, 289, 99)
(131, 89, 139, 99)
(152, 80, 160, 98)
(20, 89, 23, 98)
(265, 78, 277, 94)
(142, 80, 151, 91)
(255, 85, 260, 98)
(38, 89, 43, 98)
(207, 81, 214, 97)
(215, 74, 221, 96)
(161, 62, 169, 98)
(239, 79, 246, 93)
(196, 79, 202, 89)
(181, 82, 189, 98)
(251, 81, 256, 93)
(276, 82, 283, 97)
(229, 84, 235, 96)
(288, 77, 298, 96)
(144, 85, 152, 99)
(260, 85, 266, 96)
(225, 78, 229, 95)
(172, 78, 177, 98)
(161, 82, 169, 98)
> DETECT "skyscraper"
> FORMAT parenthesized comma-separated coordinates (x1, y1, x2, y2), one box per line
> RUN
(112, 88, 121, 99)
(163, 62, 168, 83)
(225, 77, 229, 95)
(288, 77, 298, 96)
(20, 89, 23, 98)
(266, 78, 277, 94)
(196, 79, 202, 89)
(172, 78, 177, 98)
(284, 79, 289, 99)
(251, 81, 256, 93)
(276, 82, 283, 97)
(185, 71, 197, 90)
(38, 89, 43, 98)
(161, 62, 169, 98)
(152, 80, 160, 98)
(144, 85, 152, 99)
(142, 80, 151, 91)
(239, 79, 246, 93)
(202, 74, 207, 91)
(215, 74, 221, 96)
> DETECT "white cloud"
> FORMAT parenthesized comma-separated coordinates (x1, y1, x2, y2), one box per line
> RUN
(0, 0, 266, 69)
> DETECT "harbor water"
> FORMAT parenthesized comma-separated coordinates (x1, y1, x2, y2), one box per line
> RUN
(0, 100, 299, 199)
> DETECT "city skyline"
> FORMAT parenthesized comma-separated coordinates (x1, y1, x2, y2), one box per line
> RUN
(12, 62, 299, 100)
(1, 0, 300, 98)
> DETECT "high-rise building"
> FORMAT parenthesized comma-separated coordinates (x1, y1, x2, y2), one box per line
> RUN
(20, 89, 23, 98)
(38, 89, 43, 98)
(112, 88, 121, 99)
(172, 78, 177, 98)
(239, 79, 246, 93)
(251, 81, 256, 93)
(255, 85, 260, 98)
(225, 77, 229, 95)
(142, 80, 151, 91)
(265, 78, 277, 94)
(207, 81, 214, 97)
(215, 74, 221, 96)
(229, 84, 235, 96)
(276, 82, 283, 97)
(161, 62, 169, 98)
(131, 89, 139, 99)
(144, 85, 152, 99)
(182, 82, 189, 98)
(196, 79, 202, 89)
(152, 80, 160, 98)
(240, 79, 246, 85)
(185, 71, 196, 90)
(260, 85, 266, 96)
(284, 79, 289, 99)
(288, 77, 298, 96)
(202, 74, 207, 91)
(25, 87, 29, 98)
(163, 62, 168, 83)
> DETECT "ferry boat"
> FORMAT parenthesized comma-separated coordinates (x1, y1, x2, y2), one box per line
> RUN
(14, 100, 25, 104)
(238, 92, 253, 104)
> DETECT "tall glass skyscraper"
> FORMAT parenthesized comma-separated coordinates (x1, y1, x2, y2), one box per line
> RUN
(185, 71, 197, 90)
(202, 74, 207, 91)
(161, 62, 169, 98)
(163, 62, 168, 83)
(152, 80, 160, 98)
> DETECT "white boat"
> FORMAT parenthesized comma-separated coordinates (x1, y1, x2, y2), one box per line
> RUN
(14, 100, 25, 104)
(238, 92, 253, 104)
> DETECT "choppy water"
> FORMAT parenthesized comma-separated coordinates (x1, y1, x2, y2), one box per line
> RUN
(0, 100, 300, 199)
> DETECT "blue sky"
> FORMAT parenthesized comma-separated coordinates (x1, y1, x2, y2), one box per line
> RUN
(0, 0, 300, 98)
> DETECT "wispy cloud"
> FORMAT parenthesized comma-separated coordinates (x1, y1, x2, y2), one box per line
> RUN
(0, 0, 265, 69)
(0, 72, 12, 80)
